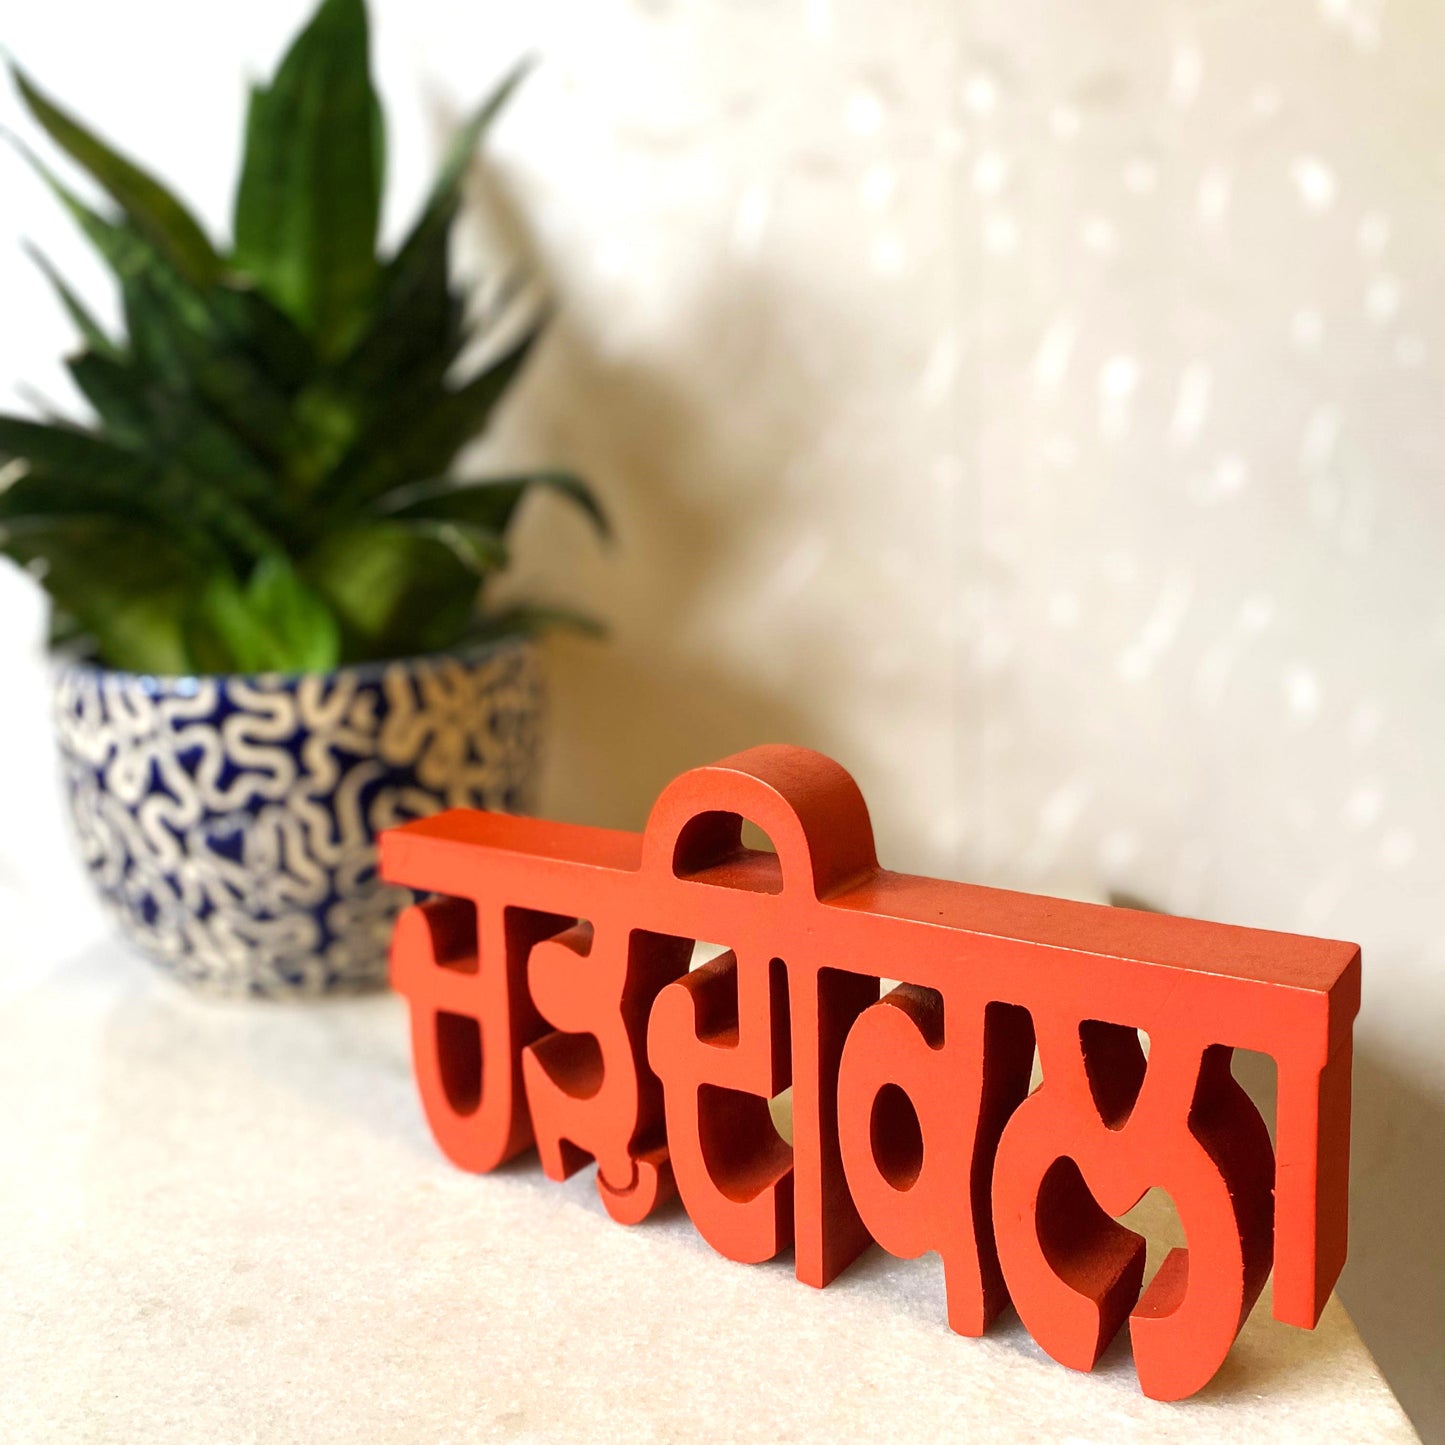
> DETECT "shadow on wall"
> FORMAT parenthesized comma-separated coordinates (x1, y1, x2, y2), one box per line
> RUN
(528, 309, 836, 831)
(464, 167, 863, 833)
(461, 127, 1445, 1437)
(529, 324, 835, 833)
(543, 631, 825, 835)
(1343, 1047, 1445, 1442)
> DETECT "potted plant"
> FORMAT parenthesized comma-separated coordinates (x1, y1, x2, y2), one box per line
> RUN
(0, 0, 605, 996)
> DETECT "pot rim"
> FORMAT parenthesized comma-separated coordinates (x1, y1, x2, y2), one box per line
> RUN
(51, 634, 538, 693)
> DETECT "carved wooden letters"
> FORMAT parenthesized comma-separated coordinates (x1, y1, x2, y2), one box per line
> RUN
(382, 746, 1358, 1401)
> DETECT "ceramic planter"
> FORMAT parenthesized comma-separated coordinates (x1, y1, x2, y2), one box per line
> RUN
(53, 639, 544, 997)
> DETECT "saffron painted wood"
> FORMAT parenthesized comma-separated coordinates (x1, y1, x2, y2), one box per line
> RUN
(380, 745, 1358, 1402)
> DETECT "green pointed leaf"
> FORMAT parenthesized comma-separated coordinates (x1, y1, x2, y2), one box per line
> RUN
(413, 58, 532, 238)
(245, 553, 340, 671)
(397, 517, 509, 575)
(11, 64, 221, 288)
(0, 515, 198, 674)
(66, 351, 151, 445)
(0, 411, 277, 566)
(9, 124, 316, 394)
(283, 382, 366, 505)
(82, 588, 196, 674)
(0, 464, 153, 530)
(83, 588, 195, 674)
(339, 59, 529, 390)
(333, 60, 530, 393)
(0, 454, 216, 566)
(0, 413, 141, 475)
(60, 338, 296, 561)
(301, 521, 477, 660)
(24, 243, 117, 357)
(189, 554, 340, 674)
(320, 320, 544, 514)
(3, 43, 595, 674)
(4, 132, 147, 279)
(467, 602, 605, 641)
(232, 0, 384, 354)
(333, 209, 463, 400)
(120, 264, 299, 493)
(373, 469, 609, 539)
(209, 282, 317, 393)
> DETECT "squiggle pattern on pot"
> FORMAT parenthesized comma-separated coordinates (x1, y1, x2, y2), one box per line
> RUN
(54, 643, 544, 996)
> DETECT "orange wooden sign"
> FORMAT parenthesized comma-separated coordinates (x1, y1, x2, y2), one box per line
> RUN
(380, 745, 1358, 1401)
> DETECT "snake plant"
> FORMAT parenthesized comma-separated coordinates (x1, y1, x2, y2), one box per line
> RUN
(0, 0, 604, 675)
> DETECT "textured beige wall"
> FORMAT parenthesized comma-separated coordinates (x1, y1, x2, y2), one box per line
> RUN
(1, 0, 1441, 1432)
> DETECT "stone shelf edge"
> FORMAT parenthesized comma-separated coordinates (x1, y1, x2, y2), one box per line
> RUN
(0, 947, 1418, 1444)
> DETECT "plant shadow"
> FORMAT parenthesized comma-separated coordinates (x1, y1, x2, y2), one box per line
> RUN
(448, 135, 892, 828)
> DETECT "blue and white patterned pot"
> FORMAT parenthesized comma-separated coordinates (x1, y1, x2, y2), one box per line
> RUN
(53, 640, 545, 997)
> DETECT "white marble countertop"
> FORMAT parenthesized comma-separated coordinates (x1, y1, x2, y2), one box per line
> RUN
(0, 944, 1418, 1444)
